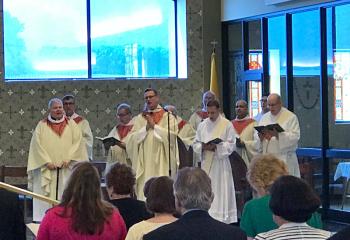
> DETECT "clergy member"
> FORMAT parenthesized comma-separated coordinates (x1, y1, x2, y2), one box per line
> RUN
(193, 99, 237, 224)
(105, 103, 134, 172)
(255, 93, 301, 177)
(188, 91, 216, 130)
(62, 95, 93, 160)
(232, 100, 258, 166)
(27, 98, 88, 222)
(126, 88, 178, 200)
(254, 96, 269, 122)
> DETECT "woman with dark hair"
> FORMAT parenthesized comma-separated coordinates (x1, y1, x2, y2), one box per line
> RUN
(37, 162, 127, 240)
(254, 175, 331, 240)
(125, 176, 177, 240)
(106, 162, 151, 229)
(240, 154, 322, 239)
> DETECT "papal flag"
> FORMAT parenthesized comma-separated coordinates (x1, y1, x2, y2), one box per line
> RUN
(210, 51, 219, 97)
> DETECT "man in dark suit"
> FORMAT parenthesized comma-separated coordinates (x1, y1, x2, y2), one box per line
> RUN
(0, 189, 26, 240)
(143, 167, 246, 240)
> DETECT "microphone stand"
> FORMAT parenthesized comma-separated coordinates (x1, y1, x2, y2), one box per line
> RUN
(55, 168, 60, 200)
(167, 111, 171, 177)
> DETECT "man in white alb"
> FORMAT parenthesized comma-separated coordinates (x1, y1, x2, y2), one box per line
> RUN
(255, 93, 301, 177)
(193, 99, 237, 224)
(27, 98, 88, 221)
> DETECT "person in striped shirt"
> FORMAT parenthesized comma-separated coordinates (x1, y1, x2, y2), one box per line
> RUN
(254, 176, 331, 240)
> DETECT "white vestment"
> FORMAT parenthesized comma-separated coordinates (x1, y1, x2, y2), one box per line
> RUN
(126, 106, 179, 200)
(105, 120, 134, 173)
(71, 113, 93, 160)
(256, 107, 301, 177)
(27, 117, 88, 221)
(177, 116, 196, 149)
(193, 115, 237, 224)
(232, 117, 258, 166)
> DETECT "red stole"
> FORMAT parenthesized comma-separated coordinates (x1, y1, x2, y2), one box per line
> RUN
(149, 109, 165, 124)
(232, 118, 255, 135)
(196, 111, 208, 120)
(178, 119, 187, 131)
(117, 125, 133, 140)
(73, 116, 83, 124)
(44, 117, 69, 137)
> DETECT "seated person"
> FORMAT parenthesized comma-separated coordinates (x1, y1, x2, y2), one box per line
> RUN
(143, 167, 246, 240)
(0, 189, 26, 240)
(240, 154, 322, 239)
(126, 176, 177, 240)
(37, 162, 126, 239)
(254, 175, 331, 240)
(106, 162, 151, 230)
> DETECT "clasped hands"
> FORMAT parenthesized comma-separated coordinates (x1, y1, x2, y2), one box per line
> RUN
(46, 161, 70, 170)
(258, 129, 279, 141)
(143, 112, 155, 130)
(202, 143, 217, 152)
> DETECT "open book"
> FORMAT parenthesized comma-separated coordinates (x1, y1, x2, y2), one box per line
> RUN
(204, 138, 223, 145)
(254, 123, 284, 133)
(95, 136, 122, 146)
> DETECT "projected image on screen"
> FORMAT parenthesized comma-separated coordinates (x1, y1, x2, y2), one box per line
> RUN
(3, 0, 181, 81)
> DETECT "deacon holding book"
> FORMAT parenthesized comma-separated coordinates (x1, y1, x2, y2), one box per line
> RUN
(104, 103, 134, 171)
(62, 95, 93, 160)
(193, 99, 237, 224)
(27, 98, 88, 222)
(126, 88, 179, 200)
(255, 93, 301, 177)
(232, 100, 258, 166)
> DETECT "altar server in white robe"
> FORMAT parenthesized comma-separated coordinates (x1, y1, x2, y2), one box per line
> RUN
(27, 98, 88, 222)
(126, 88, 179, 200)
(255, 93, 301, 177)
(193, 99, 237, 224)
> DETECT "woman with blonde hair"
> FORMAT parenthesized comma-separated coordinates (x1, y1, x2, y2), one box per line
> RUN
(37, 162, 127, 240)
(240, 154, 322, 240)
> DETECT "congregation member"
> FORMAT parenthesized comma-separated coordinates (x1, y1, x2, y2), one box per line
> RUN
(255, 93, 301, 177)
(232, 99, 258, 166)
(105, 103, 134, 171)
(106, 162, 151, 230)
(27, 98, 88, 222)
(62, 94, 93, 160)
(240, 154, 322, 240)
(126, 176, 177, 240)
(0, 189, 26, 240)
(37, 162, 127, 240)
(254, 96, 269, 122)
(193, 100, 237, 224)
(126, 88, 178, 199)
(254, 175, 331, 240)
(143, 167, 246, 240)
(328, 224, 350, 239)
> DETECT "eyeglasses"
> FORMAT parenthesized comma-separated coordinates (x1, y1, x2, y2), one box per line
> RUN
(144, 95, 156, 100)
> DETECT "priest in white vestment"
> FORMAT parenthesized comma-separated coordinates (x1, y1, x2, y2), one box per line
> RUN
(255, 93, 301, 177)
(254, 96, 269, 122)
(126, 88, 179, 200)
(105, 103, 134, 172)
(62, 95, 93, 160)
(27, 98, 88, 222)
(193, 100, 237, 224)
(232, 100, 258, 166)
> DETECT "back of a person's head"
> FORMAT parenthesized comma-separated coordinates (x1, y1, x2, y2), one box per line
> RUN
(146, 176, 175, 214)
(174, 167, 213, 211)
(247, 154, 289, 192)
(61, 162, 113, 235)
(269, 175, 321, 223)
(106, 162, 135, 195)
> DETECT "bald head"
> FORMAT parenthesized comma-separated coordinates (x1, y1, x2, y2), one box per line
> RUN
(267, 93, 282, 115)
(203, 91, 216, 110)
(235, 100, 248, 119)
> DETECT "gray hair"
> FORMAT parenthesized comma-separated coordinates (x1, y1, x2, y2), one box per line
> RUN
(174, 167, 214, 211)
(116, 103, 131, 114)
(48, 98, 63, 109)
